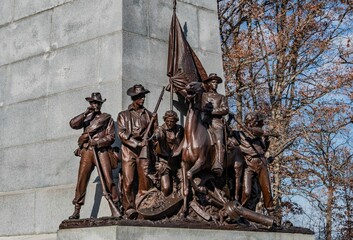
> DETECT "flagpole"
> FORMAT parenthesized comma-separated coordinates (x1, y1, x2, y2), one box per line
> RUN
(170, 0, 177, 111)
(170, 81, 173, 111)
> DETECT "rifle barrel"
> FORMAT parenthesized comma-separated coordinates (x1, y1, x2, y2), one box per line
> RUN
(140, 87, 166, 159)
(89, 134, 121, 218)
(153, 86, 166, 113)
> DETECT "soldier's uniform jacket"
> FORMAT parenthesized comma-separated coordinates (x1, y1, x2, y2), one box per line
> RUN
(117, 104, 157, 154)
(237, 128, 266, 155)
(233, 127, 269, 172)
(70, 112, 115, 149)
(154, 123, 184, 159)
(201, 91, 228, 128)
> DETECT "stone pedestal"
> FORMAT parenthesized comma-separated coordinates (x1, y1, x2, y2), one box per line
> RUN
(57, 225, 315, 240)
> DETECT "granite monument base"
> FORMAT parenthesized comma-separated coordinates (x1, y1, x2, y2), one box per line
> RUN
(58, 218, 315, 240)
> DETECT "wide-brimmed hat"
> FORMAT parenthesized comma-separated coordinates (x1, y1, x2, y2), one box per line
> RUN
(203, 73, 222, 84)
(127, 84, 150, 96)
(85, 92, 106, 103)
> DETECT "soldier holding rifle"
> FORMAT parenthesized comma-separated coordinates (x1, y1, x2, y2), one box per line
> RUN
(69, 92, 121, 219)
(232, 111, 275, 214)
(117, 84, 158, 219)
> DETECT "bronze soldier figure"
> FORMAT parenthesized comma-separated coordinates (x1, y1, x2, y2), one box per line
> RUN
(153, 110, 184, 196)
(69, 92, 120, 219)
(117, 84, 157, 219)
(226, 130, 244, 201)
(236, 112, 274, 214)
(201, 73, 229, 176)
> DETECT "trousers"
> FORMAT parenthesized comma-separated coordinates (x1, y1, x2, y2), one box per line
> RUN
(72, 148, 118, 206)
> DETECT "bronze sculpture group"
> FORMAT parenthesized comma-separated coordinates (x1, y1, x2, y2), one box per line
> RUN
(67, 1, 278, 227)
(68, 75, 277, 227)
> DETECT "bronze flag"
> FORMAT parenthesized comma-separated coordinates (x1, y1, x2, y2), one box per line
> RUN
(167, 9, 208, 97)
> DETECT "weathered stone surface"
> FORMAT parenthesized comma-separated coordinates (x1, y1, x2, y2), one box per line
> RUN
(58, 226, 116, 240)
(199, 9, 222, 54)
(175, 2, 199, 49)
(0, 136, 78, 192)
(14, 0, 71, 20)
(0, 192, 35, 236)
(0, 11, 51, 66)
(122, 33, 169, 88)
(0, 66, 7, 107)
(35, 185, 75, 233)
(0, 99, 47, 148)
(122, 33, 149, 85)
(195, 50, 223, 74)
(58, 225, 315, 240)
(98, 32, 123, 84)
(0, 149, 4, 182)
(34, 184, 113, 233)
(0, 0, 14, 26)
(47, 39, 99, 95)
(95, 82, 123, 119)
(149, 0, 199, 48)
(122, 0, 148, 36)
(180, 0, 218, 11)
(0, 234, 56, 240)
(51, 0, 122, 48)
(5, 56, 49, 105)
(0, 183, 114, 236)
(148, 0, 172, 42)
(0, 109, 3, 147)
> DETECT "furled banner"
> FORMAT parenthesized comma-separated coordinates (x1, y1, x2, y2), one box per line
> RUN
(167, 8, 208, 97)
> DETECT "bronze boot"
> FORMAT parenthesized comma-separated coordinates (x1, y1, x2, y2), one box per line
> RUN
(69, 205, 81, 219)
(211, 142, 224, 177)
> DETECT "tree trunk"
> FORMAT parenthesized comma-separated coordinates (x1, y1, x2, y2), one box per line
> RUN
(326, 186, 334, 240)
(343, 176, 353, 239)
